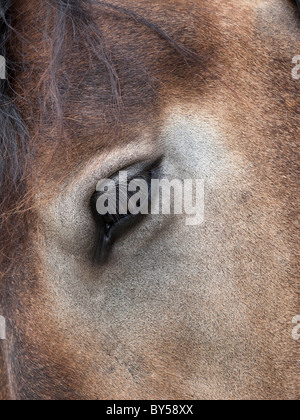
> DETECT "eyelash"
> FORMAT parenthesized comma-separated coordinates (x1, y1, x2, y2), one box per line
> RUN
(90, 163, 160, 265)
(102, 174, 152, 231)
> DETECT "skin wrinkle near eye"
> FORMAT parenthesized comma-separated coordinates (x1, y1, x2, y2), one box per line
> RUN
(36, 138, 163, 257)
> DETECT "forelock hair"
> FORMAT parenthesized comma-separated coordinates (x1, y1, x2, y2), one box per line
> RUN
(1, 0, 200, 191)
(45, 0, 200, 122)
(0, 0, 28, 190)
(0, 0, 29, 252)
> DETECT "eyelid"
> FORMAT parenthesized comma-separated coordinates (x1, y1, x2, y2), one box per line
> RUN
(108, 156, 164, 183)
(90, 156, 164, 265)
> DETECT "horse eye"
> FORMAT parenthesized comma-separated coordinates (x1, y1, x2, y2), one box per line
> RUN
(90, 161, 162, 265)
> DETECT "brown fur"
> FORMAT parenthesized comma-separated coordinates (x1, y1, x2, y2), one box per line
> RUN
(0, 0, 299, 400)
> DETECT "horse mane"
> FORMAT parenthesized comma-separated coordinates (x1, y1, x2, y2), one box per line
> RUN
(0, 1, 28, 205)
(0, 0, 29, 264)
